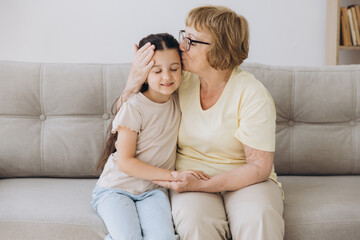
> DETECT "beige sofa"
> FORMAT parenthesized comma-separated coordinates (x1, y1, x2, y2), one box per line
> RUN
(0, 61, 359, 240)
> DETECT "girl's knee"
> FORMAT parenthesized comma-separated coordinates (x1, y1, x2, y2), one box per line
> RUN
(149, 188, 169, 199)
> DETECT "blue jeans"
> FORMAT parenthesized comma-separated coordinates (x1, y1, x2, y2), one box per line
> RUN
(92, 185, 179, 240)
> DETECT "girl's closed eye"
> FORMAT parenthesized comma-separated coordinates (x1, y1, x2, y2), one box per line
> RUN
(152, 68, 162, 74)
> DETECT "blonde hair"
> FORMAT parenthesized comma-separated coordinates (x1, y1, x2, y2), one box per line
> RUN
(186, 5, 249, 70)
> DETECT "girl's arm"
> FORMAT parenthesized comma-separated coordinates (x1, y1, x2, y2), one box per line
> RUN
(116, 126, 209, 181)
(154, 143, 273, 192)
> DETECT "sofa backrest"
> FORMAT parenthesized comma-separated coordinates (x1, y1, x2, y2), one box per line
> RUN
(241, 63, 360, 175)
(0, 61, 359, 177)
(0, 62, 129, 177)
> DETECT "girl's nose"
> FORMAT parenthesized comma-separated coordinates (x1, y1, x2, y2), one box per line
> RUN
(162, 70, 171, 80)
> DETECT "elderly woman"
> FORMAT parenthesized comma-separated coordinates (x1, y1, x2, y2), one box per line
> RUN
(118, 5, 284, 240)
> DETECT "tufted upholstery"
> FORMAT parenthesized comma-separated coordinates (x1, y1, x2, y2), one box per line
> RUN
(241, 64, 360, 175)
(0, 61, 360, 240)
(1, 62, 359, 177)
(0, 62, 129, 177)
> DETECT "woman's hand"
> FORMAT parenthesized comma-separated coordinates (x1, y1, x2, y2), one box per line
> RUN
(173, 170, 210, 181)
(127, 42, 155, 91)
(117, 43, 155, 110)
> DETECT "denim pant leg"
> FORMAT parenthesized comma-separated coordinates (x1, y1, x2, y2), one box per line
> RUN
(92, 186, 142, 240)
(136, 188, 179, 240)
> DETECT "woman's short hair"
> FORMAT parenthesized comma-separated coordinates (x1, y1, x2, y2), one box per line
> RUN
(186, 5, 249, 70)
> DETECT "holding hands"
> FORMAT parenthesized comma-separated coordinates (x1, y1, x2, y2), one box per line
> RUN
(154, 170, 211, 193)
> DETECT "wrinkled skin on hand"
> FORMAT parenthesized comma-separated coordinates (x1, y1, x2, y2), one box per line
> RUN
(153, 170, 209, 193)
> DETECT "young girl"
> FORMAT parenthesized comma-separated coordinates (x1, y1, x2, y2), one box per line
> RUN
(92, 33, 209, 240)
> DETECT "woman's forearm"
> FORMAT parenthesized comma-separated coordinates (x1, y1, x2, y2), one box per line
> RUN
(118, 156, 175, 181)
(198, 163, 271, 192)
(116, 88, 139, 111)
(198, 144, 274, 192)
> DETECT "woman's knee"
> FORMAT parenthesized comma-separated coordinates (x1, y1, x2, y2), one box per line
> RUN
(228, 202, 284, 240)
(171, 192, 225, 224)
(170, 191, 230, 240)
(223, 182, 284, 239)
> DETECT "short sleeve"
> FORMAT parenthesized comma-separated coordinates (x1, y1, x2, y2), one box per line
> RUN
(234, 94, 277, 152)
(111, 101, 142, 134)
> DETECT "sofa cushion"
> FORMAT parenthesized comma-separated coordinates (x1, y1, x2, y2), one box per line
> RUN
(0, 178, 106, 240)
(0, 62, 129, 177)
(278, 176, 360, 240)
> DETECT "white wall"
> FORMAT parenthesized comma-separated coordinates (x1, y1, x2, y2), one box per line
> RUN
(0, 0, 356, 66)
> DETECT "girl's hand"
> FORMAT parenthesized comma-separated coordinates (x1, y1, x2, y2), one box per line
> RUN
(126, 43, 155, 92)
(172, 170, 211, 180)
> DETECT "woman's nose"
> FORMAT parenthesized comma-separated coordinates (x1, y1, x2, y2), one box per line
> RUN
(179, 41, 186, 51)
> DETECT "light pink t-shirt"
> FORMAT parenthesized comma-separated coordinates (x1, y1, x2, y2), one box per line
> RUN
(96, 92, 181, 194)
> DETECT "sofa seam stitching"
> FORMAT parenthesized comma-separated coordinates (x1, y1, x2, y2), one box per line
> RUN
(0, 115, 358, 123)
(0, 220, 107, 232)
(40, 64, 45, 173)
(0, 173, 99, 176)
(242, 65, 360, 73)
(350, 71, 356, 174)
(290, 71, 295, 174)
(103, 64, 107, 114)
(353, 71, 358, 174)
(286, 220, 360, 226)
(103, 65, 107, 155)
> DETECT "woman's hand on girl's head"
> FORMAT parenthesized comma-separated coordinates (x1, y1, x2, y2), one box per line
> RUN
(126, 42, 155, 92)
(116, 43, 155, 111)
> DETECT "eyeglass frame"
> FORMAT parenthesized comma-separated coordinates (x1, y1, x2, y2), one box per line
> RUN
(179, 30, 210, 51)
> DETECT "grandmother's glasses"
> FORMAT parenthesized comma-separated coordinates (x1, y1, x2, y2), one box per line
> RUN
(179, 30, 210, 51)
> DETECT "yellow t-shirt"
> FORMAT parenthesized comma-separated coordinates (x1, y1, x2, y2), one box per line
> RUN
(176, 67, 278, 183)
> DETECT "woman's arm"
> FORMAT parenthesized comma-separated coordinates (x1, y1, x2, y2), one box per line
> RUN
(198, 143, 273, 192)
(116, 43, 155, 111)
(117, 126, 209, 181)
(154, 143, 273, 192)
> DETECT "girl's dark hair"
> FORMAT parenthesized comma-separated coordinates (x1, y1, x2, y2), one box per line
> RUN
(95, 33, 180, 173)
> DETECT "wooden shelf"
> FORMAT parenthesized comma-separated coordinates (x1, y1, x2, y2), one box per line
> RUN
(326, 0, 360, 65)
(339, 46, 360, 50)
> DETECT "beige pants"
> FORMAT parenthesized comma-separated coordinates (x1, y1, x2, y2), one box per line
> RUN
(170, 180, 284, 240)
